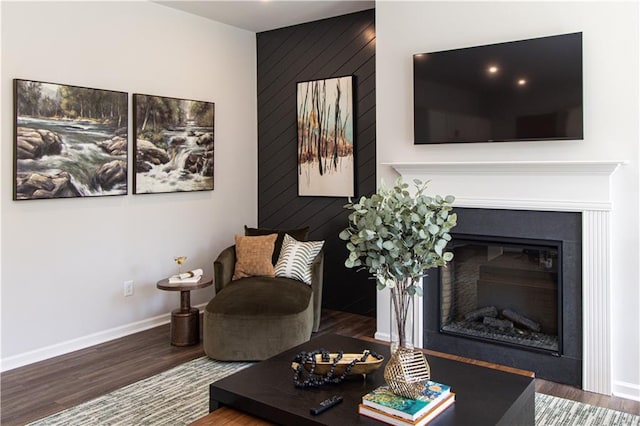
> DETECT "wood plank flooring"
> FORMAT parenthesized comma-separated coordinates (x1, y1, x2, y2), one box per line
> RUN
(1, 309, 638, 425)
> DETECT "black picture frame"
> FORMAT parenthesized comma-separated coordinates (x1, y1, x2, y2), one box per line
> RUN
(132, 93, 215, 194)
(13, 79, 128, 200)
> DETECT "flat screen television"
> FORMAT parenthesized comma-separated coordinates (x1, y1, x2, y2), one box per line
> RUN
(413, 32, 583, 144)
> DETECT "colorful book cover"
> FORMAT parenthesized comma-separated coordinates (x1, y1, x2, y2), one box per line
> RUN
(362, 382, 451, 421)
(358, 394, 455, 426)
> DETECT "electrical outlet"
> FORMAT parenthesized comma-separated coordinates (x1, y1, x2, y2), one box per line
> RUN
(124, 280, 134, 297)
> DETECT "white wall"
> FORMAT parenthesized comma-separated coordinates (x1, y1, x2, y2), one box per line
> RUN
(376, 1, 639, 399)
(1, 1, 257, 368)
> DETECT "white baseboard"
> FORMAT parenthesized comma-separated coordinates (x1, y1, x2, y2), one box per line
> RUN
(374, 331, 390, 342)
(0, 304, 207, 372)
(613, 380, 640, 402)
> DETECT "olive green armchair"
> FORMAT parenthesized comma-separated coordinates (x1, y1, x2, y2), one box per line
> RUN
(203, 228, 323, 361)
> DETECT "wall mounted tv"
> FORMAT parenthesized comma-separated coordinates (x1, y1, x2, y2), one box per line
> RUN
(413, 32, 583, 144)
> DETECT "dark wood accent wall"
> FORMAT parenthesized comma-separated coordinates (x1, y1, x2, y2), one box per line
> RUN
(256, 10, 376, 316)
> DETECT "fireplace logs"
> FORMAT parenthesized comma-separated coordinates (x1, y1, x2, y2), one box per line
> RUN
(464, 306, 498, 321)
(443, 305, 557, 351)
(462, 306, 540, 333)
(502, 309, 542, 332)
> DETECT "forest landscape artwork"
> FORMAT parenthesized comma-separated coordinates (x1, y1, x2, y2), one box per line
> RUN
(297, 76, 354, 197)
(14, 79, 128, 200)
(133, 94, 214, 194)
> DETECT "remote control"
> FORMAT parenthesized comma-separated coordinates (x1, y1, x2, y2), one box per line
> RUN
(310, 395, 343, 415)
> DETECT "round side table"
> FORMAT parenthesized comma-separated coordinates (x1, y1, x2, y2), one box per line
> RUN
(156, 276, 213, 346)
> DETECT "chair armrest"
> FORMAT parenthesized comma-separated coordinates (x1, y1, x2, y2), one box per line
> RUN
(214, 245, 236, 293)
(310, 250, 324, 332)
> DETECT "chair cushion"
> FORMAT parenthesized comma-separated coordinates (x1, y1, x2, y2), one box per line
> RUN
(275, 234, 324, 285)
(207, 276, 313, 316)
(204, 276, 314, 361)
(232, 234, 277, 281)
(245, 225, 310, 264)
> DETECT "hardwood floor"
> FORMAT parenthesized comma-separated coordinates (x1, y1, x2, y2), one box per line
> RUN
(1, 310, 638, 425)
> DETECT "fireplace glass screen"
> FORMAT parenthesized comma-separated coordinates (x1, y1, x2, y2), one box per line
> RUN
(441, 236, 560, 353)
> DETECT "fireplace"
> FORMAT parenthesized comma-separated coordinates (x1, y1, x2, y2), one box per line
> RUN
(441, 235, 561, 354)
(424, 208, 582, 386)
(383, 160, 623, 394)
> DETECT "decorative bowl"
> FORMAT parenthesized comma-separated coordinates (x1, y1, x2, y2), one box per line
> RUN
(291, 352, 384, 376)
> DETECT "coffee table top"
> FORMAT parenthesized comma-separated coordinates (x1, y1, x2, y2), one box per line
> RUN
(209, 334, 535, 425)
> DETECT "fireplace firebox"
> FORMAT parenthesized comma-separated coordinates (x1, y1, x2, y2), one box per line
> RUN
(424, 208, 582, 386)
(441, 235, 561, 354)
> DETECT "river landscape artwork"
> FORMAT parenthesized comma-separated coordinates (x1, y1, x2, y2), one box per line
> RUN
(133, 94, 214, 194)
(13, 79, 128, 200)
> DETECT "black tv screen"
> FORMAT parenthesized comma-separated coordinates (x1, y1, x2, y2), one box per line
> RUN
(413, 32, 583, 144)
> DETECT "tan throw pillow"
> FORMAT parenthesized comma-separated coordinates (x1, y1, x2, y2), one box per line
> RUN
(232, 234, 278, 280)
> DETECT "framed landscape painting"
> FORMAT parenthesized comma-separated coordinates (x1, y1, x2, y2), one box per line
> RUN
(297, 75, 355, 197)
(13, 79, 128, 200)
(133, 94, 215, 194)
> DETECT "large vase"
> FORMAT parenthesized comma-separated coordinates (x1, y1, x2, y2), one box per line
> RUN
(384, 285, 431, 399)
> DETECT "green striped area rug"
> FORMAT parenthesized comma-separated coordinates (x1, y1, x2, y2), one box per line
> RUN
(535, 393, 638, 425)
(28, 358, 252, 426)
(29, 357, 639, 425)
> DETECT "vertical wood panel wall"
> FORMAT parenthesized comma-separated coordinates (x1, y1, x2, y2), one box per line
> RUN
(256, 10, 376, 315)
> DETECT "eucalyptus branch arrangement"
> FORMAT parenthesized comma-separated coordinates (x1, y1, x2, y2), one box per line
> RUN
(339, 178, 457, 347)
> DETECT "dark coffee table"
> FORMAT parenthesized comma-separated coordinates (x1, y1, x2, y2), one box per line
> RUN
(208, 334, 534, 425)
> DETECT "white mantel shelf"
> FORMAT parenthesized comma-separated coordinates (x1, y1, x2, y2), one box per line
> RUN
(385, 160, 626, 176)
(381, 158, 627, 396)
(383, 160, 627, 213)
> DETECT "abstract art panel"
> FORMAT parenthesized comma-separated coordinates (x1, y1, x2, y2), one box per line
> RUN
(297, 76, 354, 197)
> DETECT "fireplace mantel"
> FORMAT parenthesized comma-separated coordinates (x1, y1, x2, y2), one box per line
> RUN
(379, 159, 626, 395)
(386, 160, 624, 176)
(384, 160, 626, 212)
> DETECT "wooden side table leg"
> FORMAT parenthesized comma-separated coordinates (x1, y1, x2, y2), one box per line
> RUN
(171, 308, 200, 346)
(171, 290, 199, 346)
(180, 290, 191, 312)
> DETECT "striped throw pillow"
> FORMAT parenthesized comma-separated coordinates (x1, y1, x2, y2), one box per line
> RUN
(274, 234, 324, 285)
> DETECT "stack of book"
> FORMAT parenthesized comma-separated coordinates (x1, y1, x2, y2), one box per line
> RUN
(358, 382, 455, 426)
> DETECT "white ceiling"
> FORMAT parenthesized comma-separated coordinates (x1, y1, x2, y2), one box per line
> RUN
(156, 1, 375, 33)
